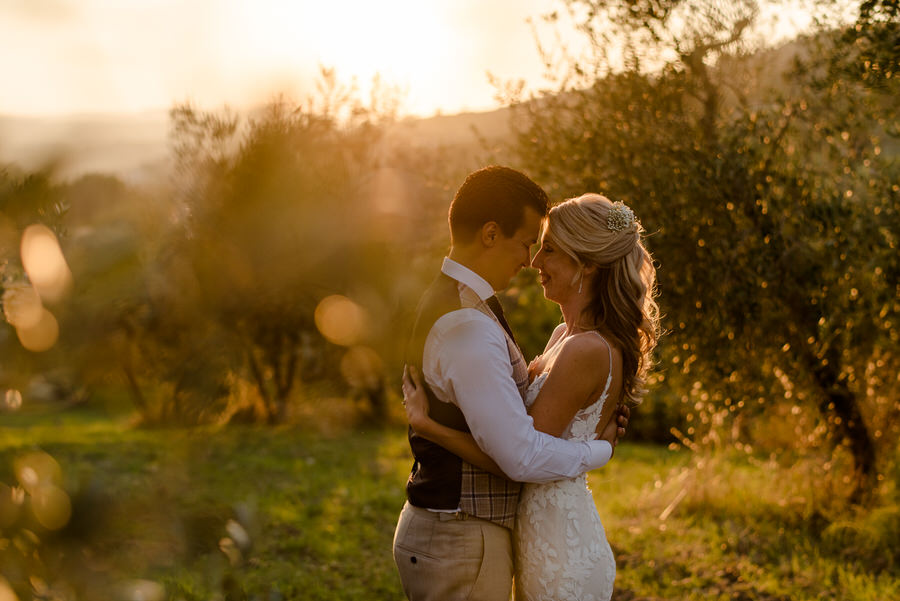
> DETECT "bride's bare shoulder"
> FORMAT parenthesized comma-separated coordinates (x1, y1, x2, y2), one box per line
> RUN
(556, 331, 613, 367)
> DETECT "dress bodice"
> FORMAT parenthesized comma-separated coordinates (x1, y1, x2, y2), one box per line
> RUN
(524, 333, 614, 443)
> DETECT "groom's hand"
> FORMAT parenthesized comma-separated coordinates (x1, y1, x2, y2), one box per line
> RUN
(596, 404, 630, 451)
(615, 404, 630, 440)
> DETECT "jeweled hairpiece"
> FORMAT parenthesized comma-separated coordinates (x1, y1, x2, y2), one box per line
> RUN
(607, 201, 636, 232)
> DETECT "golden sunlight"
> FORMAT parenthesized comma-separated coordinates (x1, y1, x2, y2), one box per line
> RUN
(20, 224, 72, 303)
(340, 345, 384, 389)
(1, 283, 43, 329)
(15, 307, 60, 353)
(234, 0, 456, 113)
(3, 390, 22, 412)
(13, 451, 62, 495)
(0, 576, 18, 601)
(30, 483, 72, 530)
(314, 295, 368, 346)
(118, 581, 165, 601)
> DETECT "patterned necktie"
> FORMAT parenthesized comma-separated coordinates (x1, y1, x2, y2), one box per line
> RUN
(486, 295, 517, 346)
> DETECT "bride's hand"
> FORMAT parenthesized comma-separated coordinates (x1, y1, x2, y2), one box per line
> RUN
(526, 356, 542, 382)
(402, 365, 431, 432)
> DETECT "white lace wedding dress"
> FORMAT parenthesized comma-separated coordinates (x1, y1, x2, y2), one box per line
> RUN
(513, 342, 616, 601)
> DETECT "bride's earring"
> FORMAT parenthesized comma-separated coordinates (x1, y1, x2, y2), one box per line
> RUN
(577, 270, 584, 294)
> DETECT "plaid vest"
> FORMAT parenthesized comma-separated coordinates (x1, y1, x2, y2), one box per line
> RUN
(405, 274, 529, 529)
(457, 284, 528, 527)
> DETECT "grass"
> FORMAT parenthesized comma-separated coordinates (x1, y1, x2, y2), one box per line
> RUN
(1, 407, 898, 600)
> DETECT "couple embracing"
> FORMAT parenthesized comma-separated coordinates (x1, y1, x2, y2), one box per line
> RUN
(393, 166, 660, 600)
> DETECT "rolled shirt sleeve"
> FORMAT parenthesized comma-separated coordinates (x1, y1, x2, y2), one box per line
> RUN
(425, 309, 612, 483)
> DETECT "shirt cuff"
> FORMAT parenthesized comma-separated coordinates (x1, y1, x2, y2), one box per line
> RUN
(584, 440, 613, 471)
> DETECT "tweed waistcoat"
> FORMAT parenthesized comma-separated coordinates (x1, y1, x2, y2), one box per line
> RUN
(405, 273, 528, 529)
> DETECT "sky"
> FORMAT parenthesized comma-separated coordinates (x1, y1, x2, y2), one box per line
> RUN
(0, 0, 824, 119)
(0, 0, 572, 117)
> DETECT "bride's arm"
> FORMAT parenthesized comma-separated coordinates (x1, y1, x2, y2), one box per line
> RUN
(403, 333, 618, 477)
(403, 366, 509, 478)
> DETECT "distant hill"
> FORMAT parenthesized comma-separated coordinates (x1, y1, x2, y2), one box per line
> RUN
(388, 107, 512, 148)
(0, 34, 851, 183)
(0, 111, 172, 183)
(0, 106, 513, 182)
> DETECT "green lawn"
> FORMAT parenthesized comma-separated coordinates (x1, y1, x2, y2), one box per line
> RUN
(1, 408, 897, 600)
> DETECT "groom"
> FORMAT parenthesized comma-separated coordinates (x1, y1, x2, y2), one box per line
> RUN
(393, 166, 624, 600)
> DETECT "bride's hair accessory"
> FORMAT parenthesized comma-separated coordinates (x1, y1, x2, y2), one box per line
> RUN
(607, 201, 636, 232)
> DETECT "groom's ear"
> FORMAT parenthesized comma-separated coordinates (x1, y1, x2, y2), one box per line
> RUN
(480, 221, 500, 247)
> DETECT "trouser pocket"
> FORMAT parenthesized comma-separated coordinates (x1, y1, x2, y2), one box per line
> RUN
(392, 506, 487, 600)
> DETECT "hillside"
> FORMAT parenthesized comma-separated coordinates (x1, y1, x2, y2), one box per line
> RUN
(2, 32, 886, 183)
(0, 107, 513, 182)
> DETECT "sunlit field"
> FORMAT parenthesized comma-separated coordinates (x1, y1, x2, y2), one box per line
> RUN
(3, 407, 899, 600)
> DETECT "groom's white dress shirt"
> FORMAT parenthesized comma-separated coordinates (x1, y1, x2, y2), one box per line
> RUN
(422, 257, 613, 484)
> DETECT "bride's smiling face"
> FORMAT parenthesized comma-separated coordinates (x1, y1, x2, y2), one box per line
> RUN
(531, 230, 581, 304)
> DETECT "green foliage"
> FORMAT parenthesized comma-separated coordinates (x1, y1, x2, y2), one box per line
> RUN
(507, 0, 899, 502)
(1, 70, 481, 428)
(831, 0, 900, 89)
(2, 411, 900, 600)
(166, 94, 395, 423)
(0, 167, 71, 394)
(0, 410, 411, 600)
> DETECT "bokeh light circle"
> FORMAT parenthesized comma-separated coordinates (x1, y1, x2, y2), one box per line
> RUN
(340, 346, 384, 389)
(15, 308, 59, 352)
(13, 451, 63, 494)
(30, 483, 72, 530)
(20, 224, 73, 303)
(314, 295, 367, 346)
(4, 389, 23, 411)
(1, 283, 43, 328)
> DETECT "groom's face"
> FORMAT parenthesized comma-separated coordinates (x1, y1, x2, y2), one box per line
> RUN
(490, 207, 544, 289)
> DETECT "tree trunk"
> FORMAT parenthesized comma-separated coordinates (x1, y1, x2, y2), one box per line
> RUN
(366, 378, 388, 425)
(122, 363, 148, 413)
(275, 332, 299, 423)
(812, 353, 877, 504)
(246, 346, 274, 423)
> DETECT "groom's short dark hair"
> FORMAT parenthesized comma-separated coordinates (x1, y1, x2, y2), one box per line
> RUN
(448, 165, 549, 244)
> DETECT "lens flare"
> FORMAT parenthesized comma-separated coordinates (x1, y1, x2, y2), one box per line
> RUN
(314, 295, 368, 346)
(13, 451, 62, 494)
(340, 346, 384, 389)
(21, 224, 73, 303)
(2, 283, 43, 328)
(219, 536, 242, 566)
(226, 518, 251, 550)
(4, 390, 23, 411)
(0, 576, 19, 601)
(15, 308, 59, 352)
(30, 483, 71, 530)
(118, 580, 165, 601)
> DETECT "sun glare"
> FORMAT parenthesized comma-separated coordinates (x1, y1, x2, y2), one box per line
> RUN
(233, 0, 456, 114)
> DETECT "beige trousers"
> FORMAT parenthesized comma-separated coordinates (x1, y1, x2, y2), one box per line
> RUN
(393, 502, 513, 601)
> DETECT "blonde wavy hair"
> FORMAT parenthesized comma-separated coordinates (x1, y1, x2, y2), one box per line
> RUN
(546, 193, 660, 406)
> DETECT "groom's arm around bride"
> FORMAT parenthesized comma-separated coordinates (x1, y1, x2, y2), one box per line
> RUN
(392, 166, 620, 601)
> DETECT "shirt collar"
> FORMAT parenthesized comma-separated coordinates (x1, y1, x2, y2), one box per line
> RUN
(441, 257, 495, 301)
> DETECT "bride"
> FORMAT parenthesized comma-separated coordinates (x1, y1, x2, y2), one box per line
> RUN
(403, 193, 660, 600)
